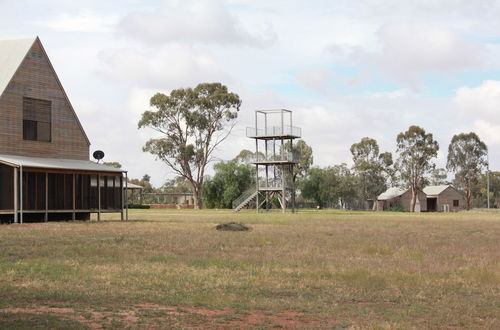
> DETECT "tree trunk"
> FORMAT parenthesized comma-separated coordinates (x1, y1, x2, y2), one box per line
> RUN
(191, 184, 203, 210)
(410, 187, 417, 212)
(465, 188, 471, 210)
(193, 189, 202, 209)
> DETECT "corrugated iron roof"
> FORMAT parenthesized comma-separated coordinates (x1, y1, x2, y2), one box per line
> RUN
(126, 182, 144, 189)
(0, 154, 125, 173)
(378, 187, 407, 200)
(423, 185, 451, 196)
(0, 37, 36, 98)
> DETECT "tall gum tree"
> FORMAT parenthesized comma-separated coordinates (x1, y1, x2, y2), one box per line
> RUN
(446, 132, 488, 210)
(350, 137, 393, 210)
(138, 82, 241, 209)
(396, 126, 439, 212)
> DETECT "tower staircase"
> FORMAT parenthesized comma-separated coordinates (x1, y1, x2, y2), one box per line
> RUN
(232, 188, 257, 211)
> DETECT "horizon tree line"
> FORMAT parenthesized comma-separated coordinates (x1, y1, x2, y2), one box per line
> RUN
(134, 82, 490, 211)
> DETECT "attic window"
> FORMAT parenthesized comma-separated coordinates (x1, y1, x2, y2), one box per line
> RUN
(23, 97, 51, 142)
(30, 52, 42, 60)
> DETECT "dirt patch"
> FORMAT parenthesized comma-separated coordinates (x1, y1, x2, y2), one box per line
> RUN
(1, 303, 323, 328)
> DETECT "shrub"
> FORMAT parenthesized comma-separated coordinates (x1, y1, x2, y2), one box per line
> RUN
(388, 203, 404, 212)
(127, 204, 150, 209)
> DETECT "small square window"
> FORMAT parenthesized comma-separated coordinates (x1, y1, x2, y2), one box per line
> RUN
(453, 200, 459, 207)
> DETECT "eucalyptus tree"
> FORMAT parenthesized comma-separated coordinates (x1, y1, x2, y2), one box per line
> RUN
(396, 126, 439, 212)
(350, 137, 393, 210)
(138, 83, 241, 209)
(447, 132, 488, 210)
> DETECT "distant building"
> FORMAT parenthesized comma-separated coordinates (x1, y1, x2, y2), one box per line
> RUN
(376, 187, 427, 212)
(0, 37, 126, 223)
(377, 185, 465, 212)
(423, 185, 465, 212)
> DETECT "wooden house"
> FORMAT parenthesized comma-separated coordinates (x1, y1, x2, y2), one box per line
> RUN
(376, 187, 427, 212)
(423, 185, 465, 212)
(0, 37, 127, 223)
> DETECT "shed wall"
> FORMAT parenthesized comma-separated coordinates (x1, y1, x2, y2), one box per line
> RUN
(435, 187, 466, 212)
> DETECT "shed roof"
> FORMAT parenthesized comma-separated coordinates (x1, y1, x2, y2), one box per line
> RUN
(0, 154, 125, 173)
(0, 37, 36, 98)
(126, 182, 144, 189)
(378, 187, 407, 200)
(423, 185, 452, 196)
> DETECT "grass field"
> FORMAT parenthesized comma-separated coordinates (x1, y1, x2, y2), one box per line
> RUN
(0, 209, 499, 329)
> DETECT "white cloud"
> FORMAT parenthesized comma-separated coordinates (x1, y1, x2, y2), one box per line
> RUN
(472, 120, 500, 145)
(454, 80, 500, 120)
(34, 11, 118, 33)
(454, 80, 500, 146)
(350, 24, 485, 87)
(116, 0, 276, 47)
(296, 68, 334, 93)
(98, 45, 232, 90)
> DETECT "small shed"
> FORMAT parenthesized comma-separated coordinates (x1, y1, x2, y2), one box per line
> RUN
(423, 185, 465, 212)
(377, 187, 427, 212)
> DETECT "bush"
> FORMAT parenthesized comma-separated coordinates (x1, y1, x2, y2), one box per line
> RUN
(127, 204, 150, 209)
(388, 203, 405, 212)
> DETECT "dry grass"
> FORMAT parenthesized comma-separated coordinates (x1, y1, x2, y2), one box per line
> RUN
(0, 209, 499, 329)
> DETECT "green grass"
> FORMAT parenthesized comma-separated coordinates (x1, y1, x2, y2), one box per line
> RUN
(0, 209, 499, 329)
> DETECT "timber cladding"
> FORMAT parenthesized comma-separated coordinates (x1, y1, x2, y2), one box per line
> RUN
(0, 39, 90, 160)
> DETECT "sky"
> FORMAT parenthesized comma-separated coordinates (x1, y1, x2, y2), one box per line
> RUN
(1, 0, 500, 186)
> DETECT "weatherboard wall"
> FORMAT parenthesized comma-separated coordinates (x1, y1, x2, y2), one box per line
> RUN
(0, 39, 89, 160)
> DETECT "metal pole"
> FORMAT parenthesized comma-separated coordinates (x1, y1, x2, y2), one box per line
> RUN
(281, 110, 284, 135)
(45, 172, 48, 222)
(256, 132, 259, 213)
(72, 173, 76, 220)
(125, 171, 129, 220)
(281, 164, 285, 213)
(13, 167, 18, 224)
(97, 174, 101, 221)
(487, 150, 490, 209)
(20, 165, 23, 224)
(121, 175, 124, 221)
(265, 112, 267, 136)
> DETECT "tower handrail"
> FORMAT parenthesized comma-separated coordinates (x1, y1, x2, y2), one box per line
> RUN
(246, 125, 301, 138)
(232, 187, 258, 210)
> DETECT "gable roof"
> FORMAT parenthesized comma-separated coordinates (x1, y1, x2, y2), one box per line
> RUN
(0, 37, 36, 98)
(423, 185, 453, 196)
(0, 36, 90, 146)
(378, 187, 407, 200)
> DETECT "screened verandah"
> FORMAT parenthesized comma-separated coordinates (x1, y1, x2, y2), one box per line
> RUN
(0, 155, 128, 223)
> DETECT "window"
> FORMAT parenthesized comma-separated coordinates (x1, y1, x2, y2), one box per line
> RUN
(23, 97, 51, 142)
(453, 200, 459, 207)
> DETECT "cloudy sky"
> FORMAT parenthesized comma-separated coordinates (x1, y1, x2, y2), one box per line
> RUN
(2, 0, 500, 185)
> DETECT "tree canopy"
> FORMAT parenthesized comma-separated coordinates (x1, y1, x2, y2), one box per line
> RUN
(138, 82, 241, 209)
(350, 137, 393, 210)
(202, 160, 254, 208)
(396, 125, 439, 212)
(447, 132, 488, 210)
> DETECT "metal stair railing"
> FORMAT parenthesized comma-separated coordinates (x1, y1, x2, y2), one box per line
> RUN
(232, 187, 258, 211)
